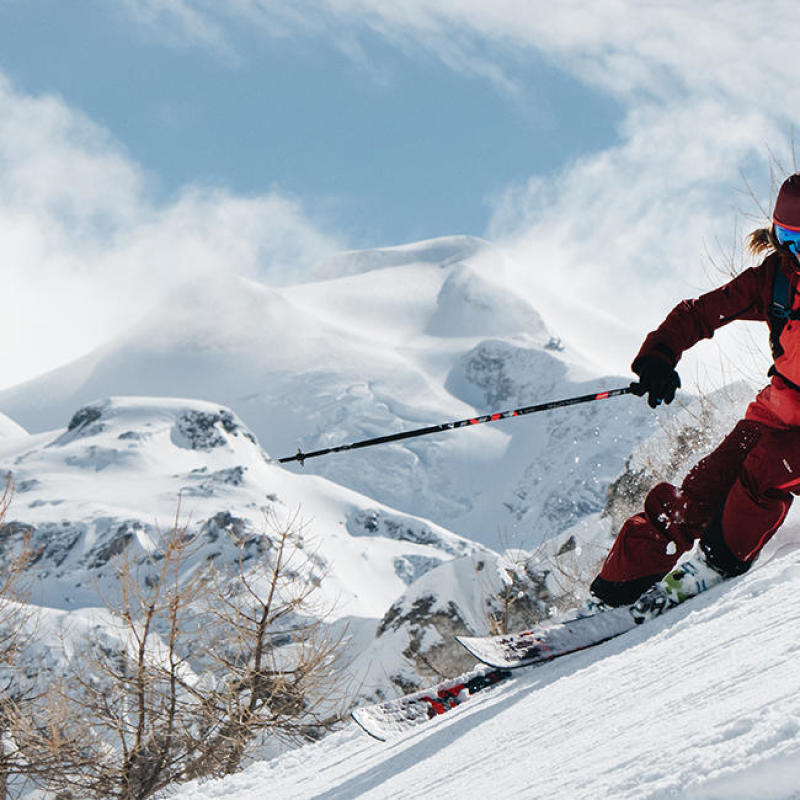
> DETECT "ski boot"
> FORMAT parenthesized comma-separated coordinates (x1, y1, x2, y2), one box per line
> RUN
(631, 551, 726, 624)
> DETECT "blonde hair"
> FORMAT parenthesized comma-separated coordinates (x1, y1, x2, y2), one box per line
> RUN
(747, 226, 780, 256)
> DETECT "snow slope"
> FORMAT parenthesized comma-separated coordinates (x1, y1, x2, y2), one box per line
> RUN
(0, 236, 656, 550)
(172, 534, 800, 800)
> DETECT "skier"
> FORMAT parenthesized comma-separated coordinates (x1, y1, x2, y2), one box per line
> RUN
(590, 173, 800, 610)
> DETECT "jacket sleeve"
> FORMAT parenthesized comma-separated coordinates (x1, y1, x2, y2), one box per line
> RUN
(634, 256, 776, 368)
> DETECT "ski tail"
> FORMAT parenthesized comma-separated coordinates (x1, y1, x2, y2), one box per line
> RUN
(351, 665, 512, 740)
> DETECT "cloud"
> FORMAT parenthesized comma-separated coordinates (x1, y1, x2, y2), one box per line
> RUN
(321, 1, 798, 386)
(112, 0, 235, 58)
(108, 2, 798, 100)
(0, 74, 345, 389)
(486, 97, 781, 383)
(151, 0, 791, 387)
(9, 2, 800, 394)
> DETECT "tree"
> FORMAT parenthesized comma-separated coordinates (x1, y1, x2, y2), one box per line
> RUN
(0, 477, 42, 800)
(12, 513, 204, 799)
(13, 508, 345, 798)
(185, 510, 344, 777)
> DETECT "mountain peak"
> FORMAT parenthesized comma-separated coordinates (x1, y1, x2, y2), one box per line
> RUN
(314, 235, 490, 280)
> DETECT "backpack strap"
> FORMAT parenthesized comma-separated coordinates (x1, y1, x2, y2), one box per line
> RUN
(768, 265, 800, 360)
(770, 267, 794, 320)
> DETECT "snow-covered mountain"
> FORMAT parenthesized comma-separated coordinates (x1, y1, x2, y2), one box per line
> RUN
(0, 396, 500, 692)
(0, 236, 655, 550)
(1, 394, 614, 703)
(0, 395, 487, 608)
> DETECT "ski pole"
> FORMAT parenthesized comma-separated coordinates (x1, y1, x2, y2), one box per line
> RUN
(279, 385, 634, 465)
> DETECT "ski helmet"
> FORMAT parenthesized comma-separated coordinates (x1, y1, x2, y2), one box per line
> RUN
(773, 174, 800, 232)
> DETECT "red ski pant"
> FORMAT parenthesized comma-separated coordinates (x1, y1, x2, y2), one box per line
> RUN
(599, 419, 800, 583)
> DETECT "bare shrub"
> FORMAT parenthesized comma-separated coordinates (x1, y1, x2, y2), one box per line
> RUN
(603, 390, 719, 535)
(0, 477, 44, 800)
(483, 552, 549, 636)
(11, 514, 205, 799)
(0, 479, 35, 663)
(11, 507, 344, 798)
(486, 531, 613, 634)
(185, 510, 344, 777)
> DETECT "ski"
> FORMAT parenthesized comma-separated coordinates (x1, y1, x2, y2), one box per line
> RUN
(456, 604, 637, 669)
(351, 664, 512, 741)
(352, 554, 727, 739)
(456, 555, 727, 669)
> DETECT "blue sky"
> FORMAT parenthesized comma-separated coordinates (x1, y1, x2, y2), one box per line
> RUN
(0, 0, 619, 247)
(1, 1, 798, 390)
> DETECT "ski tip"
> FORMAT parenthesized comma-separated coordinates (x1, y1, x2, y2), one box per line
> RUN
(454, 634, 494, 647)
(350, 709, 388, 742)
(455, 636, 516, 669)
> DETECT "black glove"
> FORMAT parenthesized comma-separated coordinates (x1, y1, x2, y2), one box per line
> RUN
(630, 355, 680, 408)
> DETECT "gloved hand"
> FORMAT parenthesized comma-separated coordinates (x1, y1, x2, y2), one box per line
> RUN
(630, 355, 680, 408)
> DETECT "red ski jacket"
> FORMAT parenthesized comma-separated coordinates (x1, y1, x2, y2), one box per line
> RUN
(634, 251, 800, 428)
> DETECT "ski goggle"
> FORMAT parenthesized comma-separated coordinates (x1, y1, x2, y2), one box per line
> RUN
(775, 223, 800, 254)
